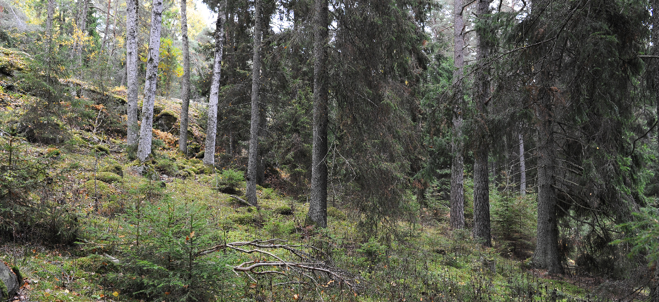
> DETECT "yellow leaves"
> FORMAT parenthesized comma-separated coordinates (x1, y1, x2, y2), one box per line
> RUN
(113, 291, 119, 297)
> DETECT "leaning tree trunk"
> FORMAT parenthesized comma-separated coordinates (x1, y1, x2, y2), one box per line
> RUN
(533, 79, 564, 274)
(307, 0, 329, 228)
(203, 5, 226, 166)
(450, 0, 466, 230)
(136, 0, 164, 163)
(126, 0, 139, 148)
(246, 0, 262, 206)
(178, 0, 191, 154)
(472, 0, 493, 247)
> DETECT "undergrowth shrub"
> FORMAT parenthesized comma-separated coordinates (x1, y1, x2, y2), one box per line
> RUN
(0, 133, 78, 244)
(105, 181, 239, 301)
(491, 190, 536, 259)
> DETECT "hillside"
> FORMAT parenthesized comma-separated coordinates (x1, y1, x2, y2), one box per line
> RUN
(0, 46, 631, 302)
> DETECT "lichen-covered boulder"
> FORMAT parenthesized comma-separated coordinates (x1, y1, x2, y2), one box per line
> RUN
(0, 262, 19, 300)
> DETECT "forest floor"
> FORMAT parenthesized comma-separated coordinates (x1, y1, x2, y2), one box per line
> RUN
(0, 47, 646, 301)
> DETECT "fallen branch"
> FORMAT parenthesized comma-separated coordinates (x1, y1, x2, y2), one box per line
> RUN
(196, 239, 361, 292)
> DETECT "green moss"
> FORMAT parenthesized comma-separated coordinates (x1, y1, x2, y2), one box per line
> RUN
(45, 147, 60, 157)
(11, 266, 22, 287)
(177, 168, 196, 178)
(95, 172, 122, 184)
(155, 158, 178, 175)
(229, 213, 259, 225)
(328, 207, 347, 220)
(100, 164, 123, 177)
(274, 205, 293, 216)
(94, 144, 110, 155)
(84, 179, 114, 196)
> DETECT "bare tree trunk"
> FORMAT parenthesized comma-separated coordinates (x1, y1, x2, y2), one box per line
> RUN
(126, 0, 139, 147)
(203, 4, 226, 166)
(108, 0, 119, 59)
(246, 0, 262, 206)
(136, 0, 164, 162)
(533, 79, 564, 274)
(519, 130, 526, 195)
(178, 0, 191, 154)
(651, 0, 659, 299)
(75, 0, 89, 82)
(307, 0, 329, 228)
(46, 0, 54, 37)
(450, 0, 465, 230)
(472, 0, 493, 247)
(101, 0, 112, 52)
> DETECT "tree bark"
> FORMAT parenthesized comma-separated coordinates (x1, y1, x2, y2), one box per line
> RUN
(101, 0, 112, 53)
(203, 3, 226, 166)
(450, 0, 465, 230)
(246, 0, 262, 206)
(472, 0, 493, 247)
(126, 0, 139, 147)
(651, 0, 659, 299)
(533, 79, 564, 274)
(136, 0, 164, 162)
(178, 0, 191, 154)
(519, 130, 526, 195)
(307, 0, 329, 228)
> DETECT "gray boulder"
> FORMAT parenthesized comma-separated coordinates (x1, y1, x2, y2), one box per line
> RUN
(0, 262, 19, 300)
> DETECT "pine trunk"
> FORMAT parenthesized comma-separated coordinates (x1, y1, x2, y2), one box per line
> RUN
(519, 131, 526, 195)
(246, 0, 262, 206)
(651, 0, 659, 299)
(450, 0, 465, 230)
(533, 82, 564, 274)
(203, 5, 226, 166)
(308, 0, 329, 228)
(472, 0, 493, 247)
(101, 0, 112, 52)
(126, 0, 139, 147)
(136, 0, 164, 162)
(178, 0, 191, 154)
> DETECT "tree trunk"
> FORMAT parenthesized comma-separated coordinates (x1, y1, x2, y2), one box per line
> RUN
(450, 0, 465, 230)
(307, 0, 329, 228)
(101, 0, 112, 53)
(126, 0, 139, 147)
(472, 0, 493, 247)
(178, 0, 191, 154)
(519, 130, 526, 195)
(245, 0, 262, 206)
(136, 0, 164, 162)
(75, 0, 89, 82)
(533, 81, 564, 274)
(651, 0, 659, 299)
(203, 4, 226, 166)
(46, 0, 54, 37)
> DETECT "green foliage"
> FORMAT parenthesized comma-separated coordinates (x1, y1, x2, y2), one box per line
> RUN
(327, 206, 346, 220)
(614, 207, 659, 265)
(216, 169, 245, 188)
(99, 164, 123, 177)
(273, 205, 293, 215)
(357, 237, 387, 265)
(491, 191, 536, 259)
(108, 182, 238, 301)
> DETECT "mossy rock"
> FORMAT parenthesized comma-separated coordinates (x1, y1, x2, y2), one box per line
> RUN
(100, 164, 123, 177)
(327, 207, 346, 220)
(155, 158, 178, 175)
(83, 179, 115, 196)
(274, 205, 293, 216)
(77, 254, 118, 273)
(155, 110, 178, 132)
(176, 168, 196, 179)
(95, 172, 122, 184)
(229, 213, 261, 225)
(94, 144, 110, 155)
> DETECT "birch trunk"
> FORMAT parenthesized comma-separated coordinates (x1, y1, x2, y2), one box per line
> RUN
(307, 0, 329, 228)
(203, 3, 226, 165)
(472, 0, 493, 247)
(136, 0, 164, 162)
(126, 0, 139, 147)
(245, 0, 262, 206)
(450, 0, 465, 230)
(178, 0, 191, 154)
